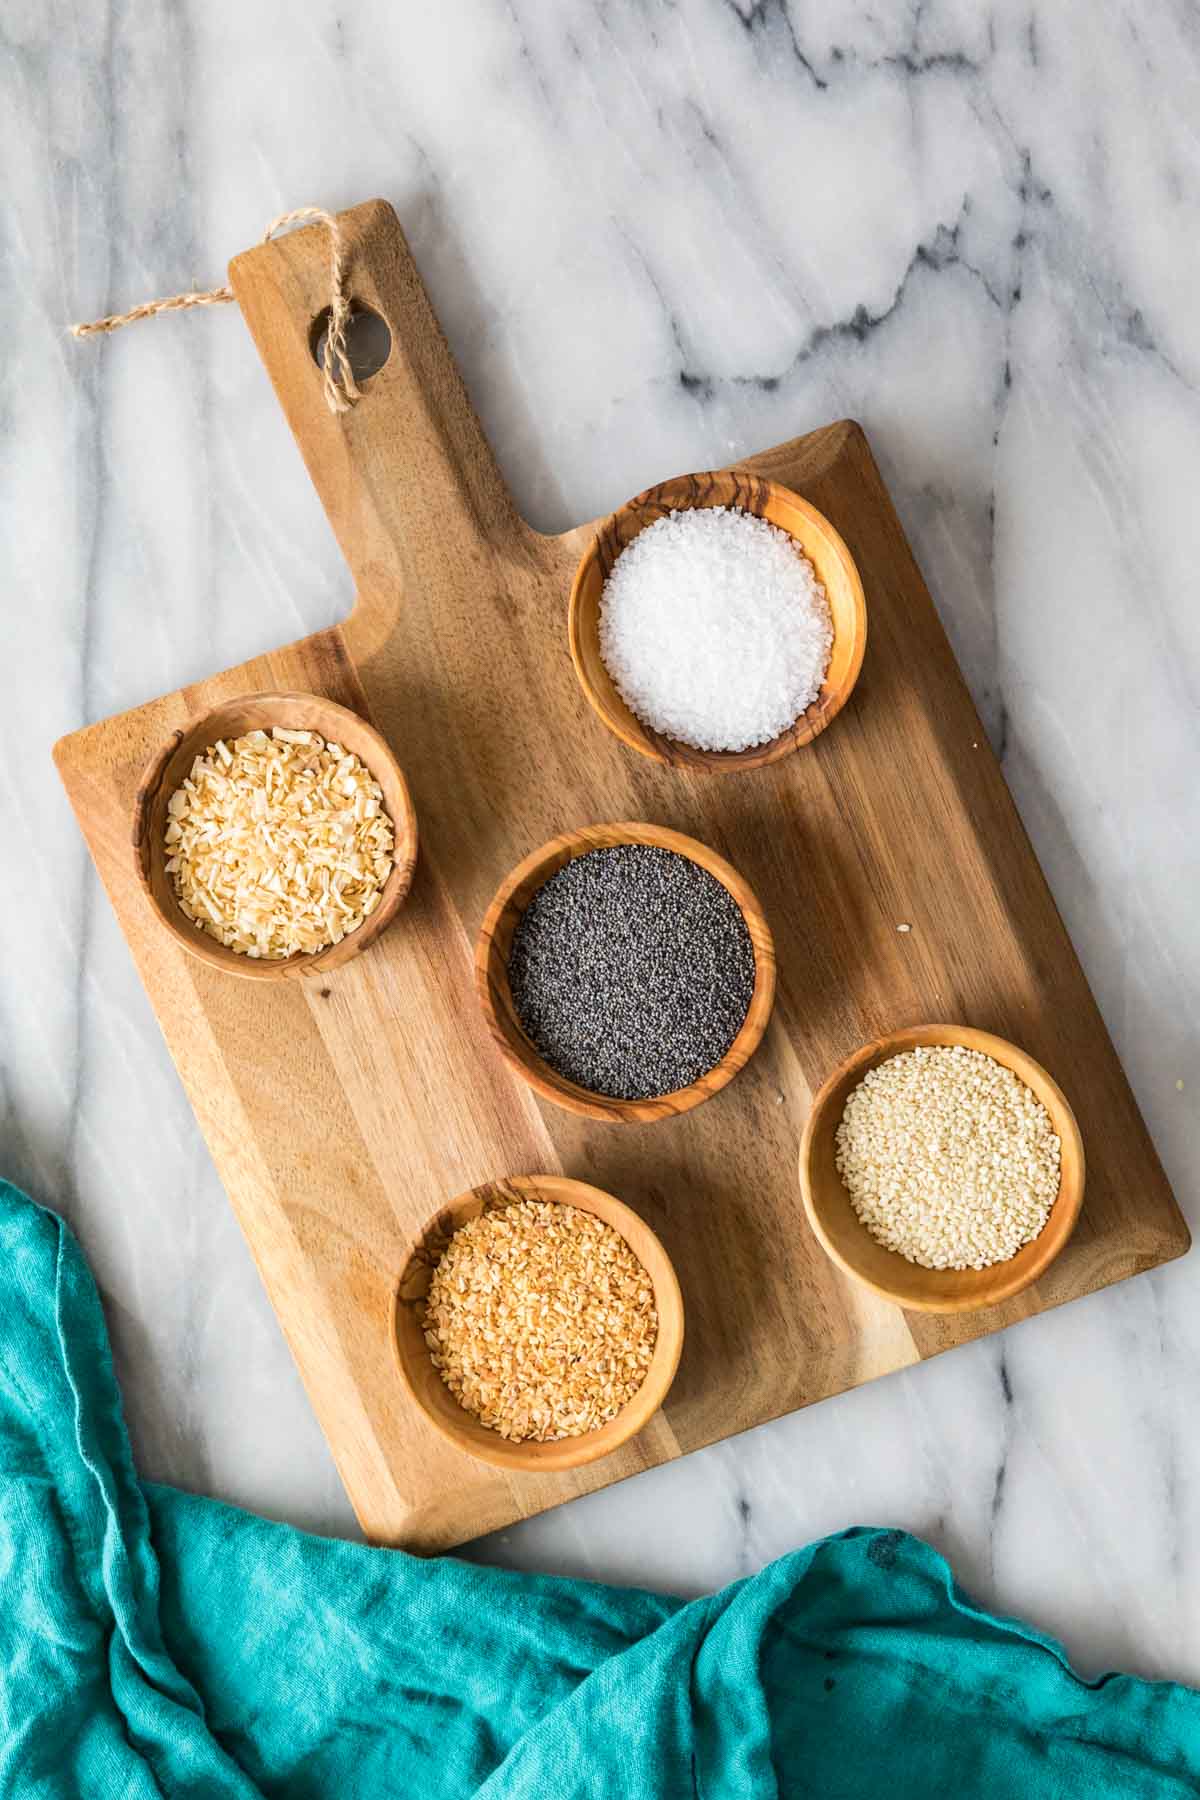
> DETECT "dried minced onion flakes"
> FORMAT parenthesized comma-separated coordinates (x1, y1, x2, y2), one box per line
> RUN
(163, 726, 395, 959)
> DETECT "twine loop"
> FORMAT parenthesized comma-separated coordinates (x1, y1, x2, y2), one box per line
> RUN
(69, 206, 360, 415)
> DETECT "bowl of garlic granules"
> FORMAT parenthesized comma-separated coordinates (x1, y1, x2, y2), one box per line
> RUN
(392, 1174, 684, 1471)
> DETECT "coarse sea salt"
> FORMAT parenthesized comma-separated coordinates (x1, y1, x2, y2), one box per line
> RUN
(598, 505, 833, 752)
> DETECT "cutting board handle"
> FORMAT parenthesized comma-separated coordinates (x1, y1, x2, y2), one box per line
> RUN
(230, 200, 533, 622)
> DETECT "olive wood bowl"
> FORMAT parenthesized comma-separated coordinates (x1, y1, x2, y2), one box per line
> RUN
(133, 691, 418, 981)
(392, 1174, 684, 1472)
(476, 821, 776, 1123)
(799, 1023, 1086, 1314)
(568, 469, 867, 772)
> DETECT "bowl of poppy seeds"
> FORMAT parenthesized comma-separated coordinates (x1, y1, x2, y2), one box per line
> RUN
(475, 822, 776, 1123)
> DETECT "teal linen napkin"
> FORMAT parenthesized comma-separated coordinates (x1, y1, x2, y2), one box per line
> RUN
(2, 1176, 1198, 1797)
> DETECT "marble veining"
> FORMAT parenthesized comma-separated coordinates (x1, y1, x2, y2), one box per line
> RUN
(2, 0, 1199, 1681)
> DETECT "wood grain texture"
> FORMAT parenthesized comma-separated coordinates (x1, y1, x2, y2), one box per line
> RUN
(52, 200, 1190, 1551)
(475, 821, 777, 1123)
(569, 471, 867, 770)
(800, 1024, 1086, 1313)
(132, 690, 418, 980)
(392, 1174, 684, 1472)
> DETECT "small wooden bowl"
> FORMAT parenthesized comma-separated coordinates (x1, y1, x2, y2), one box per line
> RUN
(392, 1174, 684, 1472)
(476, 821, 776, 1123)
(133, 691, 418, 981)
(568, 469, 867, 772)
(799, 1024, 1086, 1313)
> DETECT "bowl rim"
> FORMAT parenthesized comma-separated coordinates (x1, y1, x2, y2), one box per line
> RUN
(132, 689, 418, 981)
(474, 820, 777, 1123)
(567, 469, 868, 773)
(390, 1173, 685, 1472)
(798, 1023, 1087, 1314)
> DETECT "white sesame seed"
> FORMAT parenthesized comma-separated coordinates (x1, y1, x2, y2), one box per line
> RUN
(834, 1044, 1061, 1271)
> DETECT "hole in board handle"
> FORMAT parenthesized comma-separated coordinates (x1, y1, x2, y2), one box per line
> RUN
(309, 303, 392, 382)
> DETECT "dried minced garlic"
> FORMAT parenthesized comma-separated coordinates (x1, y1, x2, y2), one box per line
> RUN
(423, 1200, 658, 1443)
(164, 726, 394, 959)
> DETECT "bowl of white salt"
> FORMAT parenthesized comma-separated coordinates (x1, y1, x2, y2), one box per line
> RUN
(568, 470, 867, 772)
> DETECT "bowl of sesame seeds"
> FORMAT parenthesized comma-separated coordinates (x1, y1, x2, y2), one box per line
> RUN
(568, 468, 867, 772)
(133, 691, 418, 979)
(476, 821, 776, 1123)
(799, 1024, 1085, 1313)
(392, 1175, 684, 1471)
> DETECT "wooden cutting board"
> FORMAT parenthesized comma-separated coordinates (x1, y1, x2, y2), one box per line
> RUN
(54, 200, 1189, 1552)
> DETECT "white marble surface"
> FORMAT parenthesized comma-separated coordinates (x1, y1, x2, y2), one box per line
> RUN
(3, 0, 1199, 1683)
